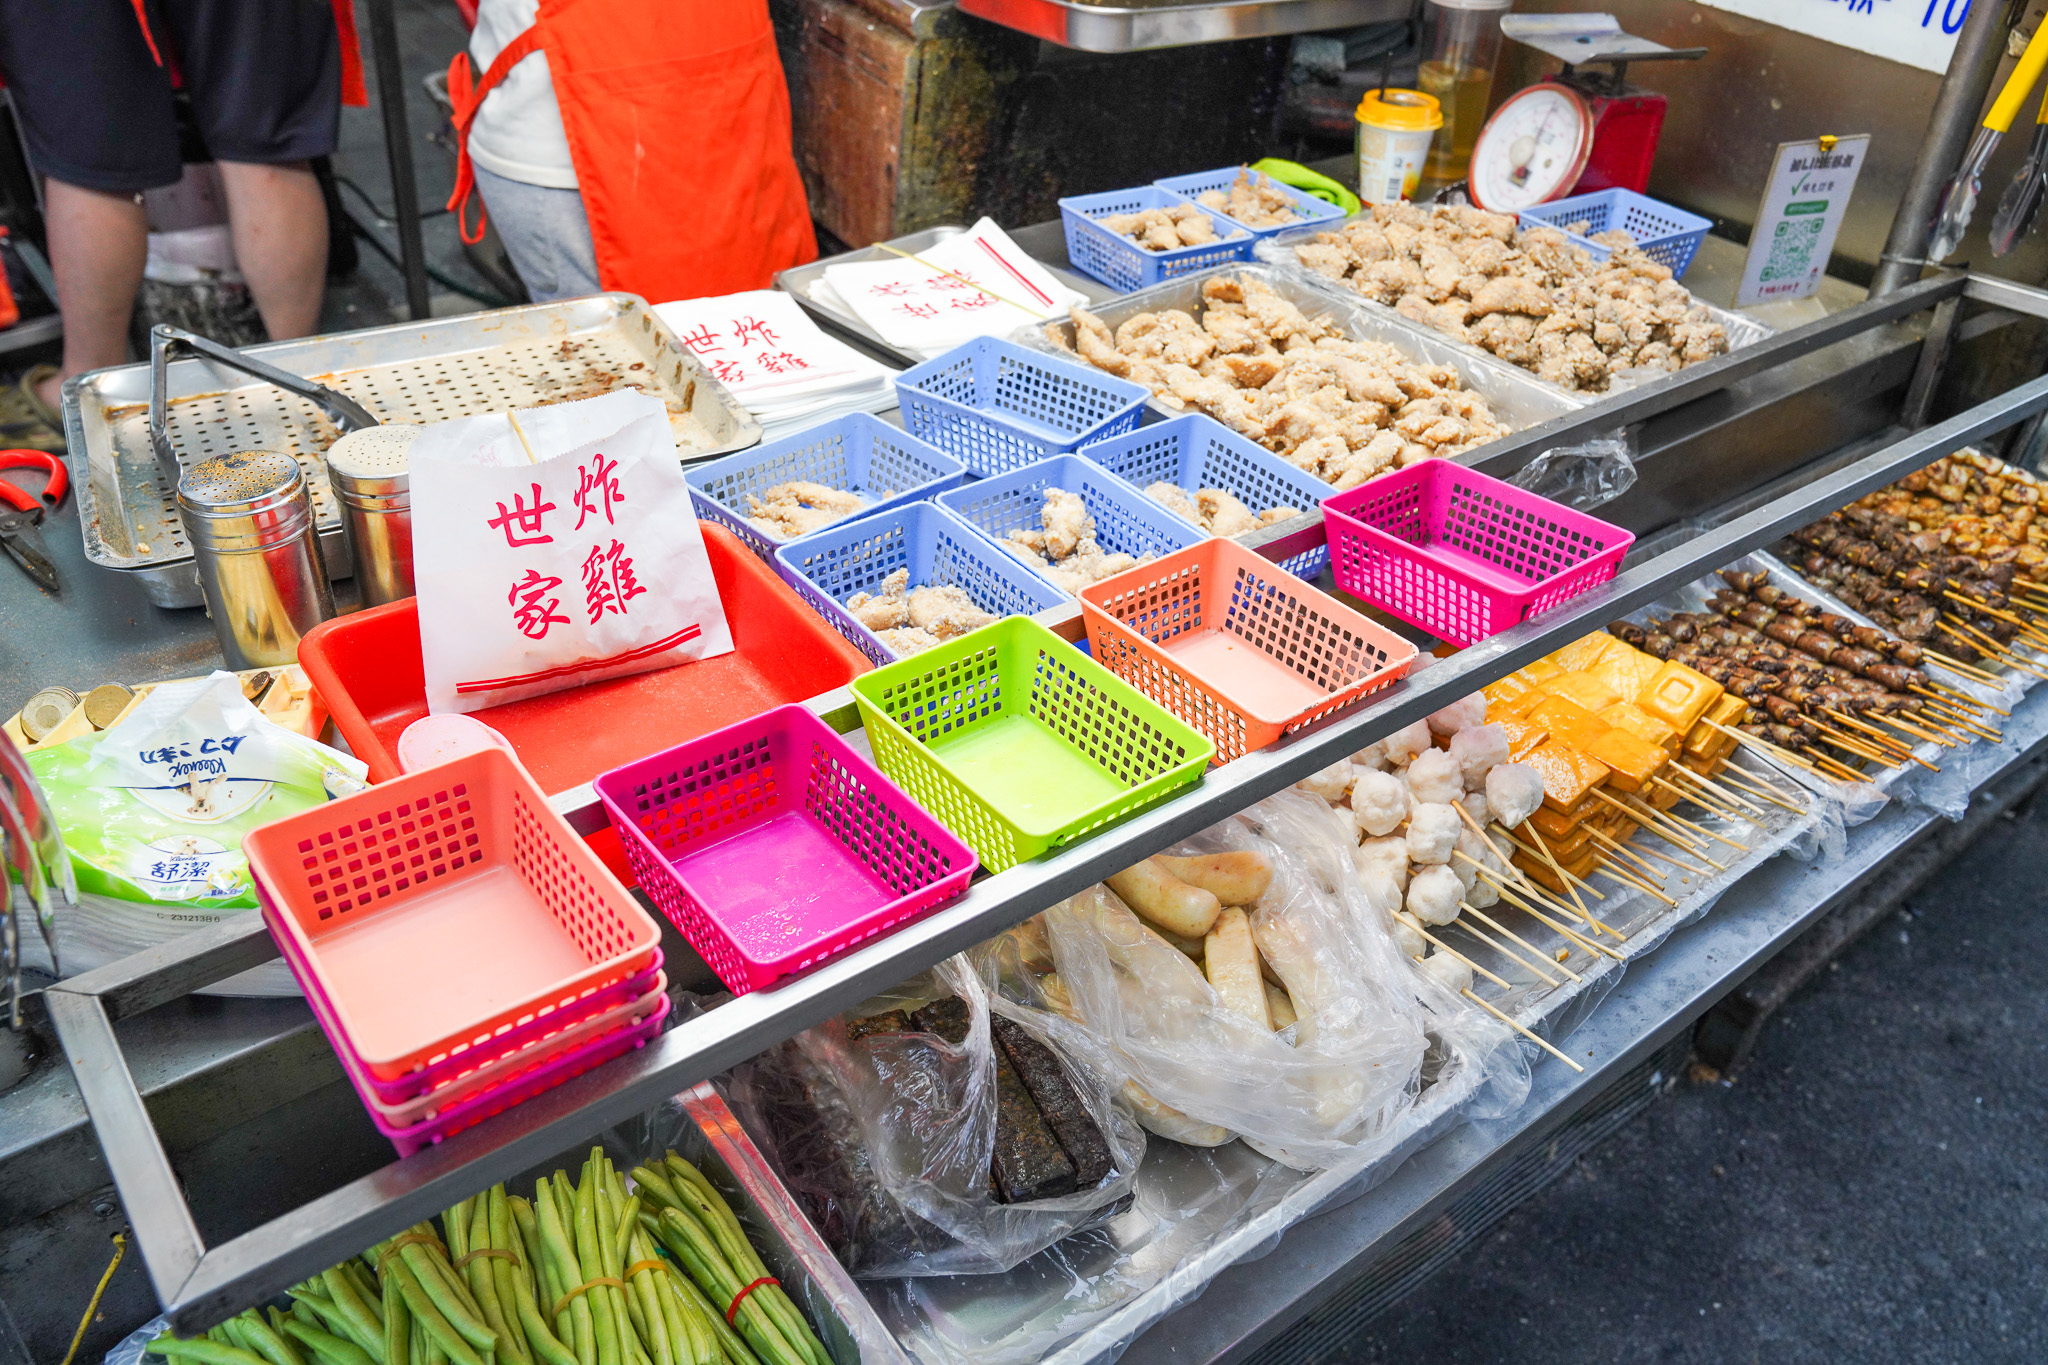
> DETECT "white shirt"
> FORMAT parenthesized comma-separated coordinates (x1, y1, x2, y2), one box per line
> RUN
(467, 0, 578, 190)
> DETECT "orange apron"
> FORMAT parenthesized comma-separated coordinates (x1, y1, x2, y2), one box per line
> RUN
(445, 0, 816, 301)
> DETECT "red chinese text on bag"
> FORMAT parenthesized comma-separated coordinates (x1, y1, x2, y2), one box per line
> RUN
(408, 390, 734, 714)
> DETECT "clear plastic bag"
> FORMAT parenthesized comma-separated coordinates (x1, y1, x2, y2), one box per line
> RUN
(1506, 435, 1635, 510)
(731, 956, 1144, 1278)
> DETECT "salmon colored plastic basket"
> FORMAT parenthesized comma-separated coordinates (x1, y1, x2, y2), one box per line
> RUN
(850, 617, 1213, 872)
(596, 704, 978, 994)
(296, 523, 873, 791)
(1321, 460, 1633, 648)
(245, 746, 663, 1080)
(1080, 537, 1418, 764)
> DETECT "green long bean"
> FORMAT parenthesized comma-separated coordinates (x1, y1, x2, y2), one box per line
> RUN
(147, 1338, 272, 1365)
(282, 1319, 378, 1365)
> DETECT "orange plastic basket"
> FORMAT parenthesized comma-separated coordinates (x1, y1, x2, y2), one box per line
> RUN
(1079, 537, 1418, 764)
(244, 746, 662, 1080)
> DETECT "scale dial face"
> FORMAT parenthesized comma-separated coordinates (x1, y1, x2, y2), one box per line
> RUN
(1469, 83, 1595, 213)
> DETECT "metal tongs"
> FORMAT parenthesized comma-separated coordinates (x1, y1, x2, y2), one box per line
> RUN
(1931, 23, 2048, 261)
(149, 324, 378, 492)
(1991, 84, 2048, 254)
(0, 738, 75, 1028)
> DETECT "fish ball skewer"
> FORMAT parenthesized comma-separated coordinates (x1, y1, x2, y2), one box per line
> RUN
(1405, 802, 1461, 864)
(1349, 769, 1408, 837)
(1407, 748, 1465, 805)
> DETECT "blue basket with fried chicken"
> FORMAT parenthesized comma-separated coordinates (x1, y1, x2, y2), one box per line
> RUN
(1154, 166, 1349, 240)
(895, 336, 1150, 478)
(1059, 186, 1256, 292)
(936, 453, 1209, 598)
(684, 412, 967, 565)
(774, 501, 1071, 666)
(1079, 413, 1335, 580)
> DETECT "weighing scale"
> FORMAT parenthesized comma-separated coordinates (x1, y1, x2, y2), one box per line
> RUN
(1467, 13, 1704, 214)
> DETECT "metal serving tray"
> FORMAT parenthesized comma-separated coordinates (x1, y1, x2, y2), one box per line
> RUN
(1018, 262, 1587, 434)
(678, 1083, 915, 1365)
(957, 0, 1402, 53)
(776, 226, 1118, 370)
(64, 292, 761, 608)
(1254, 214, 1775, 404)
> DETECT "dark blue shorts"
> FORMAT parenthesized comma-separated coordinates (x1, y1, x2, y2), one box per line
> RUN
(0, 0, 341, 193)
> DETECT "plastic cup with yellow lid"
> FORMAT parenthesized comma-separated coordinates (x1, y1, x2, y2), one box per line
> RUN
(1355, 89, 1444, 206)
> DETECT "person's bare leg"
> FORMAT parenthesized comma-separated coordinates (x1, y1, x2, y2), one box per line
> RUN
(35, 178, 147, 410)
(218, 159, 328, 342)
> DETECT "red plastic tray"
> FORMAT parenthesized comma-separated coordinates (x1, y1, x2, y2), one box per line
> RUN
(298, 524, 874, 791)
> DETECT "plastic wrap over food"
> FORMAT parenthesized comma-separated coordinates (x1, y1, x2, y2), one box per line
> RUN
(730, 956, 1144, 1278)
(1506, 435, 1636, 511)
(1042, 789, 1529, 1169)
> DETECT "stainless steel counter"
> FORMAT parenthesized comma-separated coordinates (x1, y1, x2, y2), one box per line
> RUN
(4, 229, 2033, 1364)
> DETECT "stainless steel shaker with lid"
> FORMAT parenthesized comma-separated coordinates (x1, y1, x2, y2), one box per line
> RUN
(178, 449, 336, 669)
(324, 423, 420, 607)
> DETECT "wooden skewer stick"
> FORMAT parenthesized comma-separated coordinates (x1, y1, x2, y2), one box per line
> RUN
(1712, 765, 1810, 815)
(1671, 767, 1773, 821)
(1460, 903, 1584, 983)
(1701, 718, 1824, 777)
(1588, 788, 1718, 861)
(1458, 848, 1615, 928)
(1810, 723, 1904, 769)
(1587, 822, 1708, 880)
(1944, 622, 2048, 682)
(1411, 928, 1514, 990)
(1451, 982, 1586, 1072)
(1451, 803, 1543, 901)
(1924, 650, 2002, 685)
(871, 242, 1039, 313)
(1810, 750, 1868, 783)
(1523, 822, 1591, 920)
(1625, 792, 1746, 861)
(1495, 829, 1608, 902)
(1452, 913, 1565, 986)
(1653, 771, 1751, 821)
(1824, 709, 1938, 772)
(1588, 857, 1676, 904)
(1915, 700, 2003, 742)
(1468, 866, 1629, 957)
(1869, 709, 1961, 749)
(1941, 590, 2048, 648)
(1918, 681, 1996, 715)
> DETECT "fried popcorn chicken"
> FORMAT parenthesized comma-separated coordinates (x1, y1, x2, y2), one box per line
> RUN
(1283, 206, 1731, 392)
(1095, 202, 1246, 254)
(846, 568, 996, 657)
(1057, 273, 1508, 496)
(744, 480, 867, 539)
(1195, 169, 1303, 229)
(1143, 480, 1201, 524)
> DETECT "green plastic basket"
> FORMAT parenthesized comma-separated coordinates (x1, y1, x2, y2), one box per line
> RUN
(850, 617, 1213, 871)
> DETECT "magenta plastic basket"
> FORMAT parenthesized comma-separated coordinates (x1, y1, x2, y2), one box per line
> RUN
(595, 704, 978, 995)
(1322, 460, 1633, 647)
(265, 891, 670, 1156)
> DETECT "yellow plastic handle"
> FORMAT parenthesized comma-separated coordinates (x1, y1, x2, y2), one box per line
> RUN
(2036, 79, 2048, 125)
(1987, 22, 2048, 132)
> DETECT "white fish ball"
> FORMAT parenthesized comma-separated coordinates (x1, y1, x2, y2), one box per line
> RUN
(1407, 748, 1465, 805)
(1427, 693, 1489, 736)
(1349, 769, 1408, 837)
(1390, 910, 1427, 958)
(1450, 722, 1510, 790)
(1298, 758, 1355, 803)
(1356, 836, 1410, 893)
(1405, 802, 1461, 864)
(1406, 864, 1465, 925)
(1384, 719, 1434, 766)
(1418, 949, 1474, 994)
(1486, 761, 1546, 830)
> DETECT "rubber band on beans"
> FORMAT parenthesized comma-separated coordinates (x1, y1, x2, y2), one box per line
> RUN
(551, 1276, 626, 1320)
(724, 1277, 779, 1326)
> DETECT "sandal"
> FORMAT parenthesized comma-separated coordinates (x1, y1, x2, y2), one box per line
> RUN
(0, 364, 65, 452)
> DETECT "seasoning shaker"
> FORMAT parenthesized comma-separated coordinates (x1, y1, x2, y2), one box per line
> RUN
(324, 424, 420, 607)
(178, 449, 336, 669)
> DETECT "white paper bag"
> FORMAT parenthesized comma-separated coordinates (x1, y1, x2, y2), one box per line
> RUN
(408, 389, 735, 715)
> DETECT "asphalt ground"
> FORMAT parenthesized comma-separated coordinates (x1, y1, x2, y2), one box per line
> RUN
(1322, 791, 2048, 1365)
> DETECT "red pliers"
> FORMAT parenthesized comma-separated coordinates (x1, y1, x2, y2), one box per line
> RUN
(0, 448, 67, 593)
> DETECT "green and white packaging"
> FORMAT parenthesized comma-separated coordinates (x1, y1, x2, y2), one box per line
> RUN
(25, 671, 367, 994)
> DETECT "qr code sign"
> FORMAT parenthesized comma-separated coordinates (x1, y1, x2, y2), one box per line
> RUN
(1759, 215, 1825, 284)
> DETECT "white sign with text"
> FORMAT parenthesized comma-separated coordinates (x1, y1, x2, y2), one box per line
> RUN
(1692, 0, 1971, 74)
(1738, 136, 1871, 307)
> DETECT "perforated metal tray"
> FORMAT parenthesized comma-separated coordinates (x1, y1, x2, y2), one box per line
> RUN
(63, 293, 761, 608)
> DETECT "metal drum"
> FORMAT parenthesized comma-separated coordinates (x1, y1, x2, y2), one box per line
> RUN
(325, 424, 419, 606)
(178, 450, 336, 669)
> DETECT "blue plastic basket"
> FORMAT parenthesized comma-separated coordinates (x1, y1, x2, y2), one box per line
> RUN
(895, 336, 1149, 478)
(775, 501, 1071, 666)
(1078, 413, 1335, 580)
(1057, 187, 1255, 292)
(1154, 167, 1349, 240)
(684, 412, 967, 563)
(1517, 189, 1713, 277)
(937, 453, 1209, 594)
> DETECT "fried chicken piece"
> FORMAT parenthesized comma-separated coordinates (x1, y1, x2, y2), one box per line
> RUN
(1071, 306, 1131, 377)
(906, 583, 995, 640)
(1037, 486, 1090, 559)
(1196, 488, 1259, 537)
(1144, 480, 1201, 524)
(847, 568, 912, 630)
(1295, 241, 1352, 279)
(875, 626, 943, 656)
(744, 480, 866, 539)
(1468, 275, 1554, 318)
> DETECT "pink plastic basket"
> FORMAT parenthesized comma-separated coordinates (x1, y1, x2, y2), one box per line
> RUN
(595, 704, 978, 995)
(245, 747, 663, 1080)
(265, 887, 670, 1143)
(1080, 537, 1417, 764)
(1322, 461, 1633, 647)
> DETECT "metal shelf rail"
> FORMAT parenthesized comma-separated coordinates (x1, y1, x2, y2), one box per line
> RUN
(42, 269, 2048, 1336)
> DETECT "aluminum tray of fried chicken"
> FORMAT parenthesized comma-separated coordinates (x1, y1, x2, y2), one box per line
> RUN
(1017, 264, 1584, 493)
(1255, 206, 1772, 403)
(63, 292, 761, 608)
